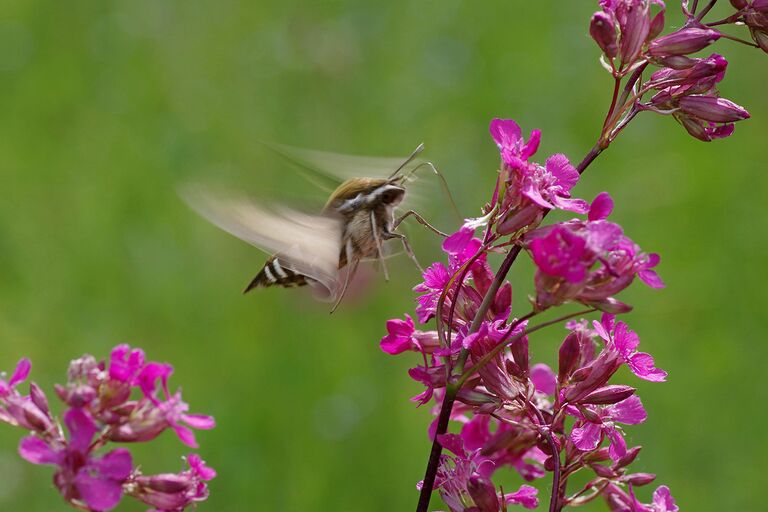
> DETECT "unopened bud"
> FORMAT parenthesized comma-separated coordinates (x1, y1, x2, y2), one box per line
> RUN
(625, 472, 657, 486)
(648, 10, 665, 41)
(136, 474, 194, 493)
(590, 463, 616, 478)
(582, 385, 636, 405)
(679, 95, 750, 123)
(752, 28, 768, 54)
(590, 11, 618, 58)
(29, 382, 49, 415)
(614, 445, 642, 468)
(467, 475, 500, 512)
(648, 27, 721, 57)
(730, 0, 748, 8)
(558, 333, 581, 382)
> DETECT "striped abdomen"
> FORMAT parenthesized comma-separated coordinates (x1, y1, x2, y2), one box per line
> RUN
(243, 256, 309, 293)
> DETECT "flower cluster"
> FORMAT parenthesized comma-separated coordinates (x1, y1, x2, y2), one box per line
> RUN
(589, 0, 753, 142)
(1, 345, 215, 512)
(381, 109, 684, 510)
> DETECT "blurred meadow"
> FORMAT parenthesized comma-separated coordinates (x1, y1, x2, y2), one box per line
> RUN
(1, 0, 767, 510)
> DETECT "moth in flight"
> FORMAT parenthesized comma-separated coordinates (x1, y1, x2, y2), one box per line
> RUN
(182, 142, 457, 311)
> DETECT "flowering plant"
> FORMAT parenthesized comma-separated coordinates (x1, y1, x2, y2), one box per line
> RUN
(0, 345, 215, 512)
(381, 1, 764, 511)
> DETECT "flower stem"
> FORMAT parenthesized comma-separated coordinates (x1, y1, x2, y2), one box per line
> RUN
(696, 0, 719, 22)
(528, 403, 562, 512)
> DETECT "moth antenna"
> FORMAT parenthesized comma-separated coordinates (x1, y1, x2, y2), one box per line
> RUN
(388, 142, 425, 180)
(402, 161, 462, 222)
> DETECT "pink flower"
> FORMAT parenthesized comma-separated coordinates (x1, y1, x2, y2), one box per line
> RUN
(594, 314, 668, 382)
(380, 314, 439, 355)
(568, 395, 647, 461)
(0, 358, 31, 398)
(504, 485, 539, 509)
(18, 408, 133, 512)
(489, 118, 541, 168)
(130, 454, 216, 512)
(603, 483, 679, 512)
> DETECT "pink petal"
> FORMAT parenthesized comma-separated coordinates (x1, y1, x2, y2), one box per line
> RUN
(639, 269, 666, 288)
(608, 395, 647, 425)
(652, 485, 679, 512)
(64, 408, 97, 453)
(522, 178, 555, 209)
(442, 226, 475, 255)
(613, 322, 640, 356)
(182, 413, 216, 430)
(437, 433, 466, 458)
(461, 415, 490, 451)
(553, 196, 590, 214)
(504, 484, 539, 509)
(628, 352, 668, 382)
(94, 449, 133, 480)
(489, 118, 522, 149)
(588, 192, 614, 221)
(521, 129, 542, 160)
(74, 470, 124, 511)
(188, 454, 217, 481)
(545, 154, 578, 191)
(571, 422, 602, 451)
(18, 436, 61, 465)
(173, 424, 199, 448)
(9, 358, 31, 388)
(607, 427, 627, 461)
(530, 363, 557, 395)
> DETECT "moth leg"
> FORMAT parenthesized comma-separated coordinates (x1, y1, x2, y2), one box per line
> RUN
(393, 210, 448, 237)
(383, 232, 423, 273)
(331, 240, 358, 314)
(371, 210, 390, 282)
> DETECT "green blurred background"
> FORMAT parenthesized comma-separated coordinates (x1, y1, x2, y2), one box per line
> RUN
(1, 1, 766, 510)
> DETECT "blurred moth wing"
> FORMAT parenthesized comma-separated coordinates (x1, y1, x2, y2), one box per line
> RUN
(181, 186, 344, 302)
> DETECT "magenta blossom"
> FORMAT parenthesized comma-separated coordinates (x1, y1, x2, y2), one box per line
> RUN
(603, 483, 678, 512)
(594, 314, 668, 382)
(128, 454, 216, 512)
(490, 119, 588, 234)
(19, 408, 133, 512)
(380, 314, 440, 355)
(568, 395, 647, 461)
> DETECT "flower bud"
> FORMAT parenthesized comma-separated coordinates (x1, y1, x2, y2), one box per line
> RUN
(648, 10, 665, 41)
(468, 475, 500, 512)
(136, 474, 195, 493)
(624, 472, 657, 486)
(752, 28, 768, 54)
(730, 0, 748, 8)
(619, 1, 651, 64)
(558, 333, 581, 382)
(613, 445, 642, 468)
(679, 95, 750, 122)
(590, 11, 618, 58)
(658, 55, 698, 69)
(648, 27, 721, 57)
(582, 385, 636, 405)
(570, 366, 593, 382)
(29, 382, 49, 415)
(590, 463, 616, 478)
(584, 447, 611, 462)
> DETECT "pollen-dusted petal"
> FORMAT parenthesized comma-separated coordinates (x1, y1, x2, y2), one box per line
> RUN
(18, 436, 60, 465)
(571, 422, 602, 451)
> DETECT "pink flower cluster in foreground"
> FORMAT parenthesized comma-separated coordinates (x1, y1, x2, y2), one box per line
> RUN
(382, 118, 676, 511)
(0, 345, 215, 511)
